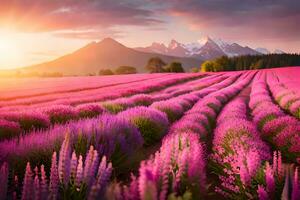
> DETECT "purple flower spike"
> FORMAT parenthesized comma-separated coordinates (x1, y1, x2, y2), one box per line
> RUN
(40, 165, 48, 199)
(257, 185, 269, 200)
(0, 163, 8, 200)
(292, 167, 299, 200)
(58, 133, 71, 186)
(21, 162, 34, 200)
(49, 152, 59, 199)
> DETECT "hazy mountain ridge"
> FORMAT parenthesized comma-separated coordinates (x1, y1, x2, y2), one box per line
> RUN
(23, 38, 202, 75)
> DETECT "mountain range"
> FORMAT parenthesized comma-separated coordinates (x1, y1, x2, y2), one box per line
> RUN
(21, 37, 285, 75)
(136, 36, 285, 60)
(23, 38, 202, 75)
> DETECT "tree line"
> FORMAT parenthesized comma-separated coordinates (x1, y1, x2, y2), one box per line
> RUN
(201, 54, 300, 72)
(99, 57, 185, 75)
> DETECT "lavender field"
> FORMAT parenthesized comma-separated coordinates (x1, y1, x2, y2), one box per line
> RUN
(1, 68, 300, 200)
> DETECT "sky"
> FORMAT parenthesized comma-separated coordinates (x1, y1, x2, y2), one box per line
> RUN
(0, 0, 299, 69)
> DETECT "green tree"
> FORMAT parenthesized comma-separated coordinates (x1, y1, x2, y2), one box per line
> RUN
(146, 57, 166, 73)
(214, 56, 233, 71)
(201, 61, 215, 72)
(250, 59, 265, 69)
(200, 53, 300, 72)
(99, 69, 114, 75)
(115, 66, 137, 74)
(165, 62, 185, 73)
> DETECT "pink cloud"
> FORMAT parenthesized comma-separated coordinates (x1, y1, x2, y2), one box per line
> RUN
(0, 0, 163, 32)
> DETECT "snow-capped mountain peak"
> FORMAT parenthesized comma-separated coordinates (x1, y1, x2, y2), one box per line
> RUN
(135, 36, 263, 60)
(273, 49, 285, 54)
(255, 48, 271, 54)
(168, 39, 181, 49)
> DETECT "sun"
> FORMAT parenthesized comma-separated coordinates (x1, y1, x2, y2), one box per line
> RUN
(0, 31, 23, 69)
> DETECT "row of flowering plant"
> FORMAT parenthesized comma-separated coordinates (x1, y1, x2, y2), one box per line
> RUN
(250, 72, 300, 163)
(0, 74, 202, 132)
(266, 71, 300, 118)
(211, 97, 271, 199)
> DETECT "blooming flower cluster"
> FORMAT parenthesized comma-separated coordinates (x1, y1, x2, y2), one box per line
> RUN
(211, 97, 271, 198)
(0, 135, 113, 199)
(0, 114, 143, 167)
(256, 152, 299, 200)
(105, 130, 206, 200)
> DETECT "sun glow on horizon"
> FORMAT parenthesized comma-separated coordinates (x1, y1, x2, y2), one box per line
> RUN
(0, 31, 24, 69)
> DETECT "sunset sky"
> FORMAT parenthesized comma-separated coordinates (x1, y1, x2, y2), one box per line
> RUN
(0, 0, 299, 69)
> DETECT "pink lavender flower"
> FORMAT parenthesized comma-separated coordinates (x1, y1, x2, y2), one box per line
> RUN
(34, 167, 40, 200)
(58, 133, 71, 185)
(76, 155, 84, 187)
(136, 131, 206, 199)
(70, 151, 78, 179)
(211, 96, 271, 197)
(290, 100, 300, 115)
(102, 98, 135, 113)
(49, 152, 59, 199)
(129, 94, 153, 106)
(0, 111, 50, 131)
(0, 163, 8, 200)
(84, 146, 99, 187)
(42, 105, 79, 124)
(150, 100, 184, 122)
(21, 162, 34, 200)
(292, 167, 299, 200)
(138, 162, 158, 200)
(278, 151, 283, 179)
(262, 116, 298, 137)
(40, 165, 48, 199)
(88, 156, 113, 199)
(75, 103, 104, 118)
(265, 162, 275, 195)
(273, 152, 277, 176)
(257, 185, 269, 200)
(279, 94, 299, 109)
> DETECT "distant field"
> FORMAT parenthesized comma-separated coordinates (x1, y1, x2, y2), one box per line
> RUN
(0, 67, 300, 199)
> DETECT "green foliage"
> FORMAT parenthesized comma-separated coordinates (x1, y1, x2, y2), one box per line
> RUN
(258, 114, 277, 130)
(115, 66, 137, 74)
(0, 128, 19, 141)
(77, 110, 99, 118)
(145, 57, 167, 73)
(18, 117, 49, 131)
(156, 107, 182, 123)
(131, 117, 165, 145)
(102, 103, 126, 114)
(201, 61, 215, 72)
(200, 53, 300, 72)
(165, 62, 185, 73)
(99, 69, 114, 75)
